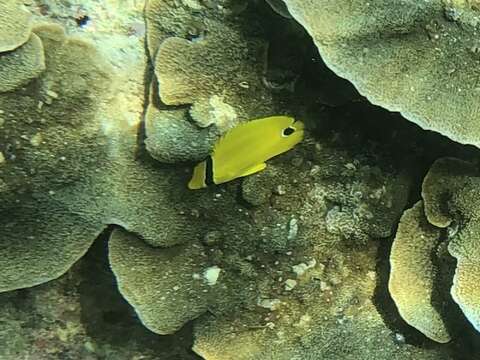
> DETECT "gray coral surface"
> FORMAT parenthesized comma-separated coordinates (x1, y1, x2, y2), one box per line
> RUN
(1, 0, 480, 359)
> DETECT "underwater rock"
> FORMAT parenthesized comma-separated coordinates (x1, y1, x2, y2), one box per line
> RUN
(313, 146, 412, 244)
(0, 0, 32, 52)
(390, 157, 480, 340)
(241, 166, 278, 206)
(283, 0, 480, 148)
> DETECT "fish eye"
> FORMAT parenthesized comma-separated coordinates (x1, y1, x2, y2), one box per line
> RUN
(282, 127, 295, 137)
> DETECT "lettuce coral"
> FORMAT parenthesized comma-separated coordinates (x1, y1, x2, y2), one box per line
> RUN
(144, 97, 217, 163)
(389, 157, 480, 341)
(0, 23, 111, 291)
(107, 123, 418, 359)
(282, 0, 480, 148)
(0, 13, 200, 292)
(3, 1, 478, 358)
(0, 34, 45, 93)
(389, 201, 451, 343)
(154, 24, 270, 130)
(143, 0, 278, 165)
(109, 229, 210, 334)
(0, 0, 32, 52)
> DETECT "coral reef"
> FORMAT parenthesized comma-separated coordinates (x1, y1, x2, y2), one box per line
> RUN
(0, 1, 195, 293)
(2, 0, 480, 358)
(143, 0, 279, 165)
(144, 106, 218, 163)
(155, 31, 269, 129)
(389, 157, 480, 342)
(282, 0, 480, 148)
(423, 158, 480, 334)
(109, 131, 416, 341)
(111, 132, 451, 359)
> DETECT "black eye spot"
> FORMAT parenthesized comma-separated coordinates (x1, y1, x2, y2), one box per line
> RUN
(283, 127, 295, 136)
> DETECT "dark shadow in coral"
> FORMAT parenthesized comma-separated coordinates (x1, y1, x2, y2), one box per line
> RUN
(135, 33, 154, 159)
(257, 0, 360, 112)
(78, 226, 202, 360)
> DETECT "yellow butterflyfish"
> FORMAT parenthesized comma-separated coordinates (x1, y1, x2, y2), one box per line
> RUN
(188, 115, 304, 189)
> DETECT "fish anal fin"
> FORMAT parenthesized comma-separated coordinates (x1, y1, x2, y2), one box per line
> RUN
(188, 161, 207, 189)
(238, 162, 267, 177)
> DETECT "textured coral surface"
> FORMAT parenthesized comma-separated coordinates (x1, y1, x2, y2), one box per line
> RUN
(283, 0, 480, 148)
(390, 158, 480, 344)
(1, 0, 480, 359)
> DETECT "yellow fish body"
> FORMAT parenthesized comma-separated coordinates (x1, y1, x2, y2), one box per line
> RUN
(188, 115, 304, 189)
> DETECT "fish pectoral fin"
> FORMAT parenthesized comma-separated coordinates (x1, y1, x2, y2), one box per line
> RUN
(238, 162, 267, 177)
